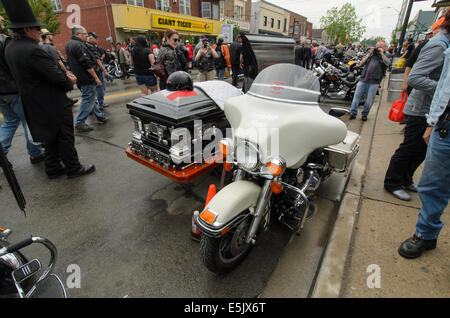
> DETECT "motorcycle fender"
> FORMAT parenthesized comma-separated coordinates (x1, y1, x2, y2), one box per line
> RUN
(198, 181, 262, 235)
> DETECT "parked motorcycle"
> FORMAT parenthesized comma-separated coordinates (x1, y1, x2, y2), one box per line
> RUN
(312, 58, 360, 101)
(105, 59, 123, 79)
(195, 64, 360, 274)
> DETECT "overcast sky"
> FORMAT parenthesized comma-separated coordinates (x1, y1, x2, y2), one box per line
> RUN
(264, 0, 436, 41)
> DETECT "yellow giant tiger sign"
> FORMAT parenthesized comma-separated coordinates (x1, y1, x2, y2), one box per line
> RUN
(152, 14, 213, 34)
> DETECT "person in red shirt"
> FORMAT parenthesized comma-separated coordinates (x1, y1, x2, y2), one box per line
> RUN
(185, 40, 194, 69)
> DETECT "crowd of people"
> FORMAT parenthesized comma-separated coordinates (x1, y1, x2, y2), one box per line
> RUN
(295, 40, 369, 70)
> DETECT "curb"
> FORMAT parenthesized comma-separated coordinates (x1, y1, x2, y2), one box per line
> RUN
(310, 81, 386, 298)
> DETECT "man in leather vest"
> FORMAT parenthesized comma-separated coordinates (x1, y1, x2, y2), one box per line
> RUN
(66, 25, 104, 132)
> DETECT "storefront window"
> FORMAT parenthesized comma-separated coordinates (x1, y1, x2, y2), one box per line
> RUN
(179, 0, 191, 15)
(202, 2, 211, 19)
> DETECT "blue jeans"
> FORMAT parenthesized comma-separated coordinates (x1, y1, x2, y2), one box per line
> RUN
(0, 94, 42, 158)
(96, 72, 106, 107)
(76, 85, 105, 127)
(216, 68, 225, 81)
(415, 119, 450, 240)
(349, 81, 379, 117)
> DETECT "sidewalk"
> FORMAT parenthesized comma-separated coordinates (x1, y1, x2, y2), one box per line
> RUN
(313, 78, 450, 298)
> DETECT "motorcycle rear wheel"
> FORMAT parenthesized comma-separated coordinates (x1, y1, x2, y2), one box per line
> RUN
(200, 217, 253, 274)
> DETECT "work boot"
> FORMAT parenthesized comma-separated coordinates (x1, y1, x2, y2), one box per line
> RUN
(398, 234, 437, 259)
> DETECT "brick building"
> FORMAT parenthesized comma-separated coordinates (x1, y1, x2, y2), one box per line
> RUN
(222, 0, 252, 34)
(50, 0, 223, 55)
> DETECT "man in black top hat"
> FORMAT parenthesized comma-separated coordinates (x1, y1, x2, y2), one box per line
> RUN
(1, 0, 95, 179)
(0, 14, 45, 166)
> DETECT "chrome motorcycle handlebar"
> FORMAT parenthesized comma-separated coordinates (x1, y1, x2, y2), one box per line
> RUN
(0, 236, 58, 295)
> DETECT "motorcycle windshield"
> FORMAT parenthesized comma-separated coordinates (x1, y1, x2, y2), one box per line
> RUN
(248, 63, 321, 104)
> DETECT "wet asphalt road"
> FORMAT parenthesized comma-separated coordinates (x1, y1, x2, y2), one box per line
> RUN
(0, 79, 353, 298)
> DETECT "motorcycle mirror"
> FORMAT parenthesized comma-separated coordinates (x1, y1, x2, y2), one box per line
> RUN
(329, 108, 350, 118)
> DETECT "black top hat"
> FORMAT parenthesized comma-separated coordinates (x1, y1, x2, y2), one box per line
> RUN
(88, 32, 99, 39)
(1, 0, 45, 29)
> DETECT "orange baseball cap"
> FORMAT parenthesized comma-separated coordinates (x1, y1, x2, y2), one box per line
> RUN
(432, 17, 445, 31)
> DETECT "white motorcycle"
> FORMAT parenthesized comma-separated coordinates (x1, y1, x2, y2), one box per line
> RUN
(195, 64, 360, 274)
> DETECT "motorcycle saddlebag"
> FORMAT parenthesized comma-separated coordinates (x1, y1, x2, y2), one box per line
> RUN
(324, 130, 360, 173)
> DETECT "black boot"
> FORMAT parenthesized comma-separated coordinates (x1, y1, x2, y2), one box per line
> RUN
(398, 234, 437, 259)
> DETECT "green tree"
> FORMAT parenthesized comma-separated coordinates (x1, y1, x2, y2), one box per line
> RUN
(319, 2, 366, 45)
(0, 0, 61, 35)
(390, 25, 403, 46)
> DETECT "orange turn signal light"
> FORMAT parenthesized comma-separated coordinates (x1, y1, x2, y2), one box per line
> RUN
(270, 181, 283, 194)
(200, 209, 217, 224)
(219, 142, 230, 157)
(267, 162, 283, 176)
(221, 227, 231, 236)
(224, 162, 233, 172)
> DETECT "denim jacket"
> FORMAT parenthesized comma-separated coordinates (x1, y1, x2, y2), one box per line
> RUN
(427, 47, 450, 126)
(404, 30, 450, 117)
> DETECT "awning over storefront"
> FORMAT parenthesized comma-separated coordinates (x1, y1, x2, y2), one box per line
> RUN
(111, 4, 223, 36)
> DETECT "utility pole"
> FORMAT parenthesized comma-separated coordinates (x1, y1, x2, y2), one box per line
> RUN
(396, 0, 421, 56)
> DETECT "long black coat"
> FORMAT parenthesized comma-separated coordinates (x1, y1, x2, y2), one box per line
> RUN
(5, 37, 74, 143)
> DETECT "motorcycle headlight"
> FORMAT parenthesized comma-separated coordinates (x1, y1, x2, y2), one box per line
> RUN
(266, 157, 286, 176)
(235, 140, 260, 171)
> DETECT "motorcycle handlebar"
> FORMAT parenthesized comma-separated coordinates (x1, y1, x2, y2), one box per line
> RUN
(0, 236, 33, 255)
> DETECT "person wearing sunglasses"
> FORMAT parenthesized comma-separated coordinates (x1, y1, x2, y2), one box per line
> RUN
(155, 28, 186, 90)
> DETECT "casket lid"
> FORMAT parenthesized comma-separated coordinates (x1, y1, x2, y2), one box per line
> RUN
(126, 87, 220, 125)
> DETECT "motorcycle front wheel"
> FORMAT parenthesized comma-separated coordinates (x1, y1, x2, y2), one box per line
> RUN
(114, 69, 124, 78)
(200, 217, 253, 274)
